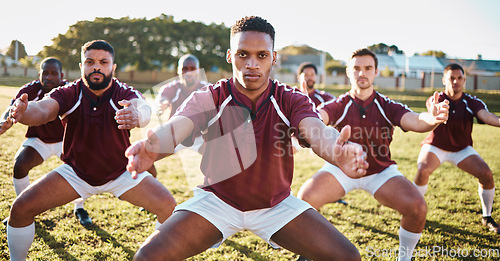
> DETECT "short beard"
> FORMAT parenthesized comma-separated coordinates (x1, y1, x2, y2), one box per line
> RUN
(85, 72, 113, 90)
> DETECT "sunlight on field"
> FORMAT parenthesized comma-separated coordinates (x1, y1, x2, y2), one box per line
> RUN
(0, 84, 499, 260)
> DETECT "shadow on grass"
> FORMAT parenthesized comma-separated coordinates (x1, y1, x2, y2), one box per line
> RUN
(327, 204, 400, 241)
(36, 219, 79, 261)
(224, 239, 270, 261)
(423, 220, 499, 250)
(36, 218, 136, 260)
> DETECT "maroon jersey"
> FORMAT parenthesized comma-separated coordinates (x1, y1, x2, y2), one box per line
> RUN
(176, 78, 320, 211)
(320, 91, 412, 176)
(48, 78, 144, 186)
(308, 89, 335, 107)
(157, 80, 208, 118)
(422, 92, 487, 152)
(14, 79, 68, 143)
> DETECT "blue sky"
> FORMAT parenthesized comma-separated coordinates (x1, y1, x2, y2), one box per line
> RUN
(1, 0, 499, 61)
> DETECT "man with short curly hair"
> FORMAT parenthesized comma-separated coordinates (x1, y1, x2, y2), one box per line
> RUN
(129, 16, 368, 261)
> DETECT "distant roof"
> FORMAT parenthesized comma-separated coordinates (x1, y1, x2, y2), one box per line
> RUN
(439, 58, 500, 72)
(391, 54, 444, 71)
(279, 54, 321, 66)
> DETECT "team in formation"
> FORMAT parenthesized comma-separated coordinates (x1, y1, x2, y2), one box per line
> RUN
(1, 16, 498, 261)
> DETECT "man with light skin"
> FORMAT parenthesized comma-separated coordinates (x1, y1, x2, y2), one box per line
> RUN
(127, 16, 368, 261)
(414, 63, 500, 234)
(297, 62, 335, 107)
(5, 40, 176, 261)
(295, 62, 348, 206)
(297, 48, 449, 261)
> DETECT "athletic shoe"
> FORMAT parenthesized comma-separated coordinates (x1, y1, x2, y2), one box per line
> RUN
(482, 216, 500, 234)
(2, 217, 8, 226)
(296, 256, 311, 261)
(74, 208, 92, 227)
(335, 199, 348, 205)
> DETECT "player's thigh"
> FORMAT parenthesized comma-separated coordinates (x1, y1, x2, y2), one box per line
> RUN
(118, 176, 176, 219)
(298, 171, 345, 205)
(271, 208, 359, 261)
(374, 176, 426, 214)
(457, 154, 492, 179)
(14, 146, 44, 171)
(10, 171, 79, 225)
(417, 150, 441, 175)
(135, 210, 222, 261)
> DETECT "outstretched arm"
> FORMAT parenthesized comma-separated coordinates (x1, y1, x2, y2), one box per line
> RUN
(115, 98, 152, 129)
(125, 115, 195, 178)
(401, 91, 449, 132)
(477, 109, 500, 127)
(0, 106, 13, 135)
(9, 93, 59, 126)
(298, 117, 368, 178)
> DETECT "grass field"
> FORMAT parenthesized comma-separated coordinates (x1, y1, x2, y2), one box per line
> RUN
(0, 77, 499, 260)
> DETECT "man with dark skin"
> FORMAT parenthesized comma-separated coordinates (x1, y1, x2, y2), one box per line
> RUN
(128, 16, 368, 261)
(6, 40, 176, 261)
(0, 57, 92, 226)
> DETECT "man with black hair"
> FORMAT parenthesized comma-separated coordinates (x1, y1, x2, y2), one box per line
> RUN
(6, 40, 176, 261)
(296, 62, 334, 107)
(0, 57, 92, 227)
(156, 54, 208, 119)
(414, 63, 500, 234)
(128, 16, 368, 261)
(297, 48, 449, 261)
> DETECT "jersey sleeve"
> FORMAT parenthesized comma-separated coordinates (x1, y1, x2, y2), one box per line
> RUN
(14, 81, 39, 102)
(156, 82, 177, 103)
(46, 83, 75, 117)
(469, 96, 488, 124)
(380, 95, 413, 128)
(289, 91, 321, 130)
(318, 99, 341, 126)
(175, 87, 216, 138)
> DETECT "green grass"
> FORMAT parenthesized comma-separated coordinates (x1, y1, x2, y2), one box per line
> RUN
(1, 77, 500, 260)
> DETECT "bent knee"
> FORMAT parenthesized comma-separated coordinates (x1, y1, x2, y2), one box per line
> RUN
(13, 162, 31, 179)
(407, 197, 427, 219)
(323, 246, 361, 261)
(10, 197, 34, 220)
(416, 163, 435, 178)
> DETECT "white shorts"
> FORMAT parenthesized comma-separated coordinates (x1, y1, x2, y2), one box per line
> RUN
(174, 188, 313, 248)
(319, 163, 402, 195)
(418, 144, 479, 166)
(54, 164, 151, 199)
(15, 137, 62, 161)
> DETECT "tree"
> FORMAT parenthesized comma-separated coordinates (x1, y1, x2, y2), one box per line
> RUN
(414, 50, 446, 58)
(367, 43, 404, 55)
(6, 40, 28, 60)
(19, 57, 36, 68)
(279, 44, 344, 75)
(38, 14, 231, 72)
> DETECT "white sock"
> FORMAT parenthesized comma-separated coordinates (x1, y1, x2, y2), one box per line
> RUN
(399, 226, 421, 261)
(13, 176, 30, 196)
(73, 198, 85, 210)
(413, 182, 428, 196)
(155, 220, 162, 230)
(7, 222, 35, 261)
(478, 187, 495, 217)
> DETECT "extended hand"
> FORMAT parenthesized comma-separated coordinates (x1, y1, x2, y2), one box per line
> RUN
(125, 129, 161, 179)
(333, 125, 368, 178)
(115, 100, 140, 129)
(9, 93, 29, 124)
(430, 92, 449, 124)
